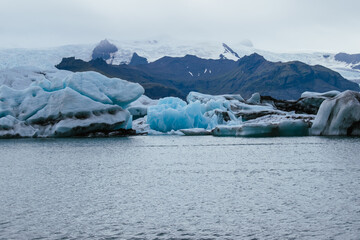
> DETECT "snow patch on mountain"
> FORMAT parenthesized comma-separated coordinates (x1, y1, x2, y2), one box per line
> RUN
(1, 38, 360, 82)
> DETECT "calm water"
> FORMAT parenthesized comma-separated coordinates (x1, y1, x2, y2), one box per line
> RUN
(0, 136, 360, 240)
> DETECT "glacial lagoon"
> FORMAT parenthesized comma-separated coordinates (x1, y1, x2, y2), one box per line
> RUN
(1, 136, 360, 239)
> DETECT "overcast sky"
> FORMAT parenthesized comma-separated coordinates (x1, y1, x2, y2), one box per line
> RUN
(0, 0, 359, 53)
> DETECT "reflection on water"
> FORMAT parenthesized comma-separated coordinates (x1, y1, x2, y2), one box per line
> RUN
(0, 136, 360, 239)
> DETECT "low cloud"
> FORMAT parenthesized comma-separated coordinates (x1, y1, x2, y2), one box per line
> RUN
(0, 0, 359, 53)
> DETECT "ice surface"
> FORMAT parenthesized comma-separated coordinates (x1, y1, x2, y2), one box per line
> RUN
(213, 119, 310, 137)
(187, 91, 245, 104)
(146, 94, 255, 132)
(301, 90, 341, 99)
(310, 90, 360, 136)
(127, 95, 158, 120)
(147, 97, 209, 132)
(146, 92, 314, 136)
(247, 92, 261, 104)
(179, 128, 212, 136)
(0, 68, 144, 137)
(64, 71, 143, 107)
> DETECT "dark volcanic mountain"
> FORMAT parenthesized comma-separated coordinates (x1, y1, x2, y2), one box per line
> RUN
(129, 52, 148, 66)
(204, 54, 359, 99)
(91, 39, 118, 61)
(335, 52, 360, 64)
(56, 53, 359, 100)
(334, 52, 360, 70)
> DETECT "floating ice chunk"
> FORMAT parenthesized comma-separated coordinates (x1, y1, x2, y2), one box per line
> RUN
(146, 95, 246, 132)
(146, 92, 309, 133)
(205, 109, 239, 129)
(0, 115, 37, 137)
(0, 67, 47, 90)
(49, 109, 129, 137)
(213, 120, 310, 137)
(277, 120, 310, 136)
(247, 92, 261, 104)
(128, 95, 158, 107)
(215, 124, 278, 137)
(0, 67, 72, 91)
(301, 90, 341, 99)
(64, 71, 144, 107)
(27, 87, 123, 123)
(127, 106, 147, 120)
(132, 116, 151, 134)
(310, 90, 360, 135)
(297, 90, 342, 114)
(147, 97, 208, 132)
(180, 128, 212, 136)
(127, 95, 158, 120)
(0, 69, 144, 137)
(187, 91, 244, 104)
(0, 85, 51, 121)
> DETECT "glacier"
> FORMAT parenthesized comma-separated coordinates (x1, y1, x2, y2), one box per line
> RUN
(1, 39, 360, 82)
(0, 68, 144, 137)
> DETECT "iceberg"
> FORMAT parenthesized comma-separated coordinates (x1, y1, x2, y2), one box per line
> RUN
(187, 91, 245, 104)
(3, 66, 353, 138)
(127, 95, 158, 120)
(179, 128, 212, 136)
(246, 92, 261, 104)
(300, 90, 341, 99)
(213, 117, 311, 137)
(0, 68, 144, 137)
(147, 97, 209, 132)
(145, 91, 315, 136)
(310, 90, 360, 136)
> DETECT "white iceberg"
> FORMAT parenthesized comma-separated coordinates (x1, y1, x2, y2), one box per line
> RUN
(187, 91, 245, 104)
(127, 95, 158, 120)
(0, 68, 144, 137)
(213, 119, 310, 137)
(179, 128, 212, 136)
(246, 92, 261, 104)
(145, 91, 315, 136)
(300, 90, 341, 99)
(147, 97, 209, 132)
(310, 90, 360, 136)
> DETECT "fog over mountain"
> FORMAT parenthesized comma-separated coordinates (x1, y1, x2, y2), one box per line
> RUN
(1, 0, 360, 53)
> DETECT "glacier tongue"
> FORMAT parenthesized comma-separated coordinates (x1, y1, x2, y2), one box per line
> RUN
(0, 68, 144, 138)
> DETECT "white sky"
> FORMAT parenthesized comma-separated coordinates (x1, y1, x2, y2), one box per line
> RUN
(0, 0, 359, 53)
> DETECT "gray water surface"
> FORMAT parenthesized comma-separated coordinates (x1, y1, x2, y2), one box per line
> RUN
(0, 136, 360, 240)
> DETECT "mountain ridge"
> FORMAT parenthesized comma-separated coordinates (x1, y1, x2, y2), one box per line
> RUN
(56, 52, 359, 100)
